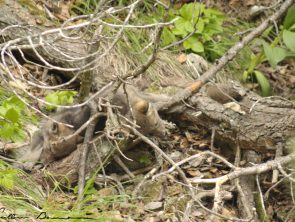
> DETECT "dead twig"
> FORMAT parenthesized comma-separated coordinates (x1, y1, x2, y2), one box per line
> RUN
(190, 152, 295, 184)
(77, 102, 99, 206)
(122, 119, 252, 222)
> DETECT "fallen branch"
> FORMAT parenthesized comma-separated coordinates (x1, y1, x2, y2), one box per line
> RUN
(77, 102, 99, 204)
(190, 151, 295, 184)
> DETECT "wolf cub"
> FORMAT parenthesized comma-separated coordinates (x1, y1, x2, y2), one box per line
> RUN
(17, 85, 167, 171)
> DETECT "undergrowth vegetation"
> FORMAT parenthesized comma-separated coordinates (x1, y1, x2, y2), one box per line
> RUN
(243, 4, 295, 96)
(0, 159, 131, 220)
(167, 3, 226, 60)
(0, 89, 36, 142)
(45, 90, 77, 111)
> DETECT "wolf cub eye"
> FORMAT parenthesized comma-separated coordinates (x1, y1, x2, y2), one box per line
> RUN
(51, 122, 59, 134)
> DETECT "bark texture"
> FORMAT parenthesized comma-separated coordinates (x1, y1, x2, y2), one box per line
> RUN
(178, 84, 295, 152)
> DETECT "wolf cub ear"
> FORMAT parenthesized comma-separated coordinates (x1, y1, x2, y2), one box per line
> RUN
(51, 122, 59, 134)
(134, 100, 149, 114)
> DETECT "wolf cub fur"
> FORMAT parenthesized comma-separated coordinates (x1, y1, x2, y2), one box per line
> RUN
(17, 85, 167, 171)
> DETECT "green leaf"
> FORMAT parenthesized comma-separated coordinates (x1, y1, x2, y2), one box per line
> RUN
(261, 26, 273, 38)
(179, 3, 204, 21)
(204, 8, 224, 18)
(0, 123, 14, 140)
(172, 27, 187, 36)
(195, 19, 205, 33)
(5, 108, 19, 123)
(174, 16, 186, 26)
(0, 126, 8, 141)
(253, 71, 272, 97)
(161, 28, 176, 46)
(0, 123, 26, 142)
(2, 96, 26, 112)
(201, 32, 212, 42)
(0, 107, 6, 116)
(45, 90, 77, 110)
(179, 4, 191, 20)
(191, 41, 204, 53)
(176, 19, 204, 34)
(173, 17, 187, 36)
(283, 30, 295, 52)
(263, 43, 287, 68)
(289, 23, 295, 31)
(184, 20, 194, 33)
(57, 91, 76, 104)
(10, 128, 26, 142)
(242, 71, 250, 82)
(183, 36, 204, 53)
(204, 21, 223, 35)
(204, 42, 226, 60)
(183, 39, 192, 49)
(0, 93, 33, 142)
(283, 4, 295, 29)
(45, 93, 59, 111)
(0, 174, 14, 190)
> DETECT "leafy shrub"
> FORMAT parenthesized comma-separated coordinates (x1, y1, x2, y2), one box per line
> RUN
(163, 3, 225, 60)
(0, 161, 18, 190)
(243, 4, 295, 96)
(263, 4, 295, 68)
(0, 91, 33, 142)
(72, 1, 227, 61)
(45, 90, 77, 111)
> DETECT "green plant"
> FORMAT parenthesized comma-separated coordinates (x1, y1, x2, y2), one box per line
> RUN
(0, 90, 35, 142)
(71, 0, 100, 15)
(243, 4, 295, 96)
(72, 0, 154, 15)
(0, 161, 46, 219)
(162, 3, 225, 61)
(262, 7, 295, 68)
(45, 90, 77, 111)
(0, 161, 19, 190)
(0, 159, 129, 220)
